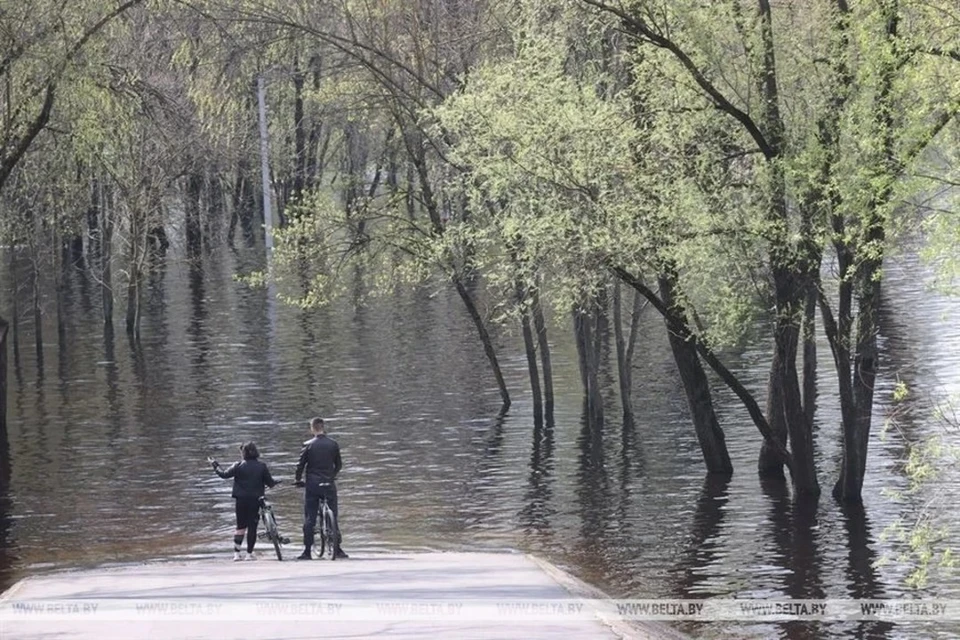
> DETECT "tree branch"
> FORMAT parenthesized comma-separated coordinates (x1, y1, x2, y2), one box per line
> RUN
(580, 0, 776, 159)
(0, 84, 55, 191)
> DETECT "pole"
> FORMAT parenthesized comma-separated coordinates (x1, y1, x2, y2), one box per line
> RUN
(257, 75, 273, 254)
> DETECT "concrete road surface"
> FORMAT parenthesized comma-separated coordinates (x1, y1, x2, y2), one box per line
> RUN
(0, 552, 688, 640)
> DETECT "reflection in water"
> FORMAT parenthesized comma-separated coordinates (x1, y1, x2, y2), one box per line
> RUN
(674, 476, 730, 599)
(843, 504, 893, 640)
(0, 426, 15, 592)
(576, 407, 609, 557)
(188, 259, 214, 425)
(2, 246, 960, 640)
(519, 418, 555, 539)
(761, 478, 825, 640)
(103, 325, 121, 446)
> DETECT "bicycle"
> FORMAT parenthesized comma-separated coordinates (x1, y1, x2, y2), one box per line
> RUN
(296, 481, 339, 560)
(316, 482, 338, 561)
(258, 488, 292, 561)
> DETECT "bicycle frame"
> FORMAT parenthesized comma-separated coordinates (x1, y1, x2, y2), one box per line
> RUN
(313, 483, 339, 560)
(258, 490, 291, 561)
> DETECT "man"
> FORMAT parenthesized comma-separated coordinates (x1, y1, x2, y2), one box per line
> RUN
(294, 417, 348, 559)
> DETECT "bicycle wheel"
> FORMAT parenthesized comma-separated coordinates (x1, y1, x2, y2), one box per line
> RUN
(265, 509, 283, 561)
(322, 506, 337, 560)
(318, 505, 328, 559)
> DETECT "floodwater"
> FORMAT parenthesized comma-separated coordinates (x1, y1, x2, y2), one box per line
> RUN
(1, 240, 958, 639)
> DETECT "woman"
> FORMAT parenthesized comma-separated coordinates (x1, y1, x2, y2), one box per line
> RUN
(209, 442, 279, 560)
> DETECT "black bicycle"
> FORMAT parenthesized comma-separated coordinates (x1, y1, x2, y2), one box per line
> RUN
(316, 482, 338, 560)
(258, 490, 291, 561)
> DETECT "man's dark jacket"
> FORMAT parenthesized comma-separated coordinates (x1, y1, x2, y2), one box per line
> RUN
(296, 434, 342, 488)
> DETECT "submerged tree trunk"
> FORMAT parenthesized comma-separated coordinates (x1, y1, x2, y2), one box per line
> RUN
(833, 1, 899, 504)
(203, 172, 223, 250)
(101, 183, 114, 327)
(660, 271, 733, 475)
(231, 161, 256, 245)
(574, 298, 604, 426)
(186, 174, 203, 260)
(454, 276, 511, 413)
(748, 0, 821, 499)
(613, 280, 632, 424)
(87, 177, 101, 265)
(54, 230, 66, 347)
(802, 287, 817, 431)
(125, 206, 143, 338)
(771, 270, 819, 499)
(759, 351, 788, 479)
(32, 248, 43, 365)
(516, 278, 543, 428)
(531, 284, 554, 425)
(0, 319, 6, 438)
(125, 264, 141, 336)
(9, 251, 21, 371)
(613, 279, 643, 426)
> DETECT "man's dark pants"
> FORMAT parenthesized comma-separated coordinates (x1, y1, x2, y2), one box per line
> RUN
(303, 483, 341, 548)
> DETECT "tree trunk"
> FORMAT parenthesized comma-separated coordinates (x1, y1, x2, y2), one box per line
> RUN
(0, 319, 8, 439)
(87, 177, 101, 264)
(405, 162, 416, 219)
(70, 235, 84, 269)
(834, 0, 900, 503)
(613, 279, 634, 425)
(125, 263, 140, 337)
(593, 284, 608, 378)
(32, 249, 43, 365)
(660, 272, 732, 475)
(625, 287, 643, 384)
(101, 182, 114, 327)
(574, 304, 590, 397)
(454, 276, 511, 413)
(516, 278, 543, 428)
(759, 351, 788, 478)
(55, 231, 67, 347)
(304, 56, 324, 191)
(292, 61, 307, 206)
(802, 286, 817, 431)
(773, 275, 819, 499)
(202, 173, 223, 250)
(574, 299, 603, 426)
(531, 284, 554, 425)
(232, 161, 256, 245)
(9, 251, 21, 371)
(125, 209, 142, 338)
(756, 0, 819, 499)
(185, 174, 203, 260)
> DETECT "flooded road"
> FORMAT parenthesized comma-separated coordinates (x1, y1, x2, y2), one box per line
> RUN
(1, 243, 958, 639)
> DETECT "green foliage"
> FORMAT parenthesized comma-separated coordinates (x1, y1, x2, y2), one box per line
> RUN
(879, 391, 960, 589)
